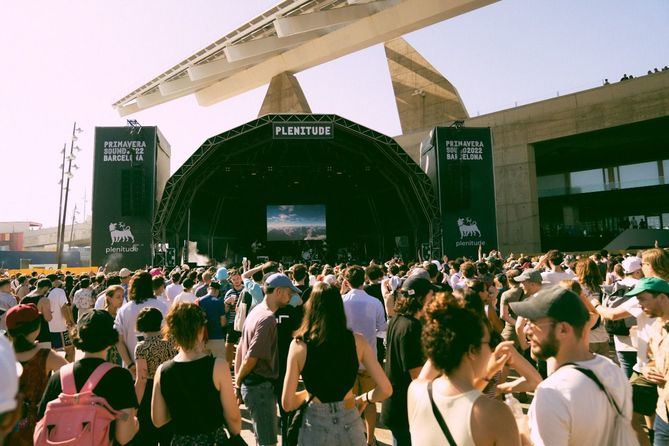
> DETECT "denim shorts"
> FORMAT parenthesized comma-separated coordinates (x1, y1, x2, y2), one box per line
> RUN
(241, 381, 278, 446)
(299, 400, 366, 446)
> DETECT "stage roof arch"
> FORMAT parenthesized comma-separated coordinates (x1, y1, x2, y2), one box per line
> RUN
(153, 114, 441, 259)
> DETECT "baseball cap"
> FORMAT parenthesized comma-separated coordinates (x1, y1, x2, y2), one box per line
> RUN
(118, 268, 132, 278)
(208, 281, 222, 290)
(265, 273, 301, 294)
(625, 277, 669, 297)
(5, 303, 40, 331)
(510, 285, 589, 326)
(0, 335, 20, 413)
(513, 269, 543, 284)
(402, 276, 439, 297)
(622, 257, 642, 274)
(216, 267, 229, 281)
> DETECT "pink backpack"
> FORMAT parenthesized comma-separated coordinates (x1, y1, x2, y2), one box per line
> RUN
(34, 362, 122, 446)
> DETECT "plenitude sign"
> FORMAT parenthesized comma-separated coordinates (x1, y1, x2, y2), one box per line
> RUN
(273, 122, 334, 139)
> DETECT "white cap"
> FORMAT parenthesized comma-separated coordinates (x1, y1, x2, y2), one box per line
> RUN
(622, 257, 642, 274)
(118, 268, 132, 278)
(323, 274, 338, 286)
(0, 335, 20, 413)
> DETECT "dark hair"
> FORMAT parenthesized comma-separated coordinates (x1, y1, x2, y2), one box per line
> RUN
(171, 272, 181, 283)
(462, 288, 485, 318)
(252, 270, 264, 282)
(389, 264, 400, 275)
(546, 249, 564, 266)
(71, 310, 119, 353)
(0, 279, 10, 288)
(79, 278, 90, 289)
(460, 262, 477, 279)
(422, 293, 486, 375)
(129, 272, 154, 304)
(152, 276, 166, 291)
(164, 302, 207, 351)
(8, 318, 41, 353)
(466, 279, 487, 294)
(495, 273, 508, 288)
(426, 263, 439, 278)
(296, 283, 350, 346)
(228, 268, 240, 278)
(36, 278, 52, 290)
(292, 264, 308, 283)
(182, 278, 195, 290)
(107, 274, 121, 286)
(365, 265, 384, 281)
(345, 266, 365, 288)
(262, 261, 279, 275)
(136, 307, 163, 333)
(394, 287, 432, 316)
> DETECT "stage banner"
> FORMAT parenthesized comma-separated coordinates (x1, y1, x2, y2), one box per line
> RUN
(427, 127, 497, 258)
(91, 127, 157, 270)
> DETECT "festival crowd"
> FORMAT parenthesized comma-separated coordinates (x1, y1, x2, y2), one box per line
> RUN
(1, 246, 669, 446)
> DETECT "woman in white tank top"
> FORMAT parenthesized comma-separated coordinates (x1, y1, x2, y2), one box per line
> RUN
(407, 295, 522, 446)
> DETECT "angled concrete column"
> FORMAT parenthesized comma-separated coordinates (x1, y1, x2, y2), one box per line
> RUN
(384, 37, 468, 134)
(258, 72, 312, 116)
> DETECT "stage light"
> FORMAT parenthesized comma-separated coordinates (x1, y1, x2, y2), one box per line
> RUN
(267, 166, 273, 172)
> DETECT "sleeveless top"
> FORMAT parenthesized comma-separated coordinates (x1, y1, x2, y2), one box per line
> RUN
(7, 348, 50, 446)
(21, 294, 52, 343)
(301, 330, 358, 403)
(408, 380, 482, 446)
(160, 355, 225, 435)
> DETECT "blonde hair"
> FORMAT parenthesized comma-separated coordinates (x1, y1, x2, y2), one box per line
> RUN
(642, 248, 669, 281)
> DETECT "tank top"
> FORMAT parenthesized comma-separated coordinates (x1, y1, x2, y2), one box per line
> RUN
(301, 330, 358, 403)
(20, 295, 52, 344)
(160, 355, 225, 435)
(408, 380, 482, 446)
(7, 348, 50, 446)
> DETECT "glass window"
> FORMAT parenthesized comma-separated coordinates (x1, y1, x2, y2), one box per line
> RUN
(663, 160, 669, 184)
(662, 213, 669, 230)
(569, 169, 604, 194)
(538, 173, 567, 197)
(619, 162, 659, 189)
(647, 216, 661, 229)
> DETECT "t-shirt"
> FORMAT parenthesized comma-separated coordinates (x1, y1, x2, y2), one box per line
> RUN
(224, 286, 244, 328)
(243, 278, 264, 309)
(173, 291, 196, 306)
(21, 293, 52, 344)
(197, 295, 227, 340)
(0, 291, 17, 331)
(73, 288, 94, 312)
(500, 287, 524, 330)
(165, 283, 184, 303)
(619, 296, 656, 372)
(528, 354, 632, 446)
(235, 301, 278, 381)
(342, 289, 387, 361)
(540, 270, 575, 286)
(194, 283, 209, 298)
(381, 314, 423, 430)
(114, 298, 168, 364)
(610, 277, 640, 353)
(47, 287, 68, 333)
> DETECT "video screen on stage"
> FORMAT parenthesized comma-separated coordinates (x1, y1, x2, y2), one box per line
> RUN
(267, 205, 326, 241)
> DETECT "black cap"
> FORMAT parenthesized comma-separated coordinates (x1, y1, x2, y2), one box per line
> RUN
(208, 281, 222, 290)
(402, 276, 439, 297)
(510, 285, 589, 327)
(75, 310, 118, 353)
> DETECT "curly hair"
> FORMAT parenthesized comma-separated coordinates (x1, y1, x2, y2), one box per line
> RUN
(164, 302, 207, 351)
(422, 292, 485, 375)
(129, 271, 154, 304)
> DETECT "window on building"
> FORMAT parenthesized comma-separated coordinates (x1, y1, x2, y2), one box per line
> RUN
(537, 173, 567, 197)
(569, 169, 605, 194)
(619, 162, 660, 189)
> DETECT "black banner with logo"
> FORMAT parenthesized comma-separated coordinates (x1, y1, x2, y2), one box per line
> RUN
(91, 127, 157, 270)
(272, 122, 334, 139)
(422, 127, 497, 258)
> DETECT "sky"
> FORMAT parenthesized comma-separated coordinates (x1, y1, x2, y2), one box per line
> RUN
(1, 0, 668, 228)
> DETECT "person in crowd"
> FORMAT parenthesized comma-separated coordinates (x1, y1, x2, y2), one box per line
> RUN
(152, 302, 242, 444)
(21, 278, 53, 349)
(540, 250, 574, 285)
(642, 248, 669, 281)
(101, 284, 125, 366)
(5, 304, 67, 445)
(408, 293, 521, 445)
(172, 278, 196, 305)
(197, 281, 227, 358)
(224, 269, 244, 366)
(511, 285, 633, 445)
(95, 274, 122, 309)
(282, 283, 392, 446)
(194, 270, 213, 298)
(0, 334, 22, 446)
(0, 278, 17, 332)
(381, 276, 436, 445)
(364, 264, 388, 364)
(15, 276, 31, 301)
(235, 273, 297, 446)
(115, 271, 169, 371)
(46, 275, 74, 362)
(342, 265, 387, 445)
(575, 258, 610, 355)
(38, 310, 140, 445)
(165, 272, 183, 306)
(132, 307, 177, 446)
(72, 276, 94, 322)
(466, 279, 504, 334)
(500, 269, 524, 347)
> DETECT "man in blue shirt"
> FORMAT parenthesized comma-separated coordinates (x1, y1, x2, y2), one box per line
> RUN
(196, 281, 227, 358)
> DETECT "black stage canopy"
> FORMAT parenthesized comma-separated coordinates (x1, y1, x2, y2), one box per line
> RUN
(153, 114, 440, 263)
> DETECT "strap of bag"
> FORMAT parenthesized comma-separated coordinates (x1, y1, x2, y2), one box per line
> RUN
(427, 379, 458, 446)
(59, 363, 77, 395)
(80, 362, 117, 393)
(563, 363, 622, 415)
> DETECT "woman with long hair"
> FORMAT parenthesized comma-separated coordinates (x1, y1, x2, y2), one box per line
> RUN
(408, 294, 521, 446)
(102, 285, 125, 365)
(5, 304, 67, 445)
(151, 302, 242, 444)
(575, 258, 609, 355)
(641, 248, 669, 281)
(282, 283, 392, 446)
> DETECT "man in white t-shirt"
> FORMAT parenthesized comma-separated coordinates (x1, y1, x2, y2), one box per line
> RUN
(47, 277, 74, 362)
(511, 286, 634, 446)
(172, 278, 196, 306)
(165, 272, 183, 304)
(540, 250, 575, 286)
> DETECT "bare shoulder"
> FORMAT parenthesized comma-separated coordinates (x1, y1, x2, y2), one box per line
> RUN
(290, 338, 308, 355)
(471, 395, 519, 443)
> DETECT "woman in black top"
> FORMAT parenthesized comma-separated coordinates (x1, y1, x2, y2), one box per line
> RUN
(37, 310, 139, 445)
(151, 302, 242, 445)
(282, 283, 392, 446)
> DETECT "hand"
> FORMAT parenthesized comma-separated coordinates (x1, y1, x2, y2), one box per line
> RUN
(644, 369, 667, 386)
(486, 342, 512, 377)
(235, 386, 243, 406)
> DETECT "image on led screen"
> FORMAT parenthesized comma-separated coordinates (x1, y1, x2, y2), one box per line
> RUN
(267, 205, 326, 241)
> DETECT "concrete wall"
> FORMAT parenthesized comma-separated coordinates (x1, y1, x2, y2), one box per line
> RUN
(395, 70, 669, 254)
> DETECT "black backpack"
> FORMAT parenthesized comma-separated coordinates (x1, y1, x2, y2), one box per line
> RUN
(601, 282, 636, 336)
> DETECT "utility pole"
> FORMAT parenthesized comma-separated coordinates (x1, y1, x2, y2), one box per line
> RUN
(56, 122, 82, 268)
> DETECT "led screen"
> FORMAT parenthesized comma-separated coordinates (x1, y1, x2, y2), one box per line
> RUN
(267, 205, 326, 241)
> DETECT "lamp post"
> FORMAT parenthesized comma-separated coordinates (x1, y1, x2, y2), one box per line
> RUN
(56, 122, 82, 269)
(56, 143, 67, 258)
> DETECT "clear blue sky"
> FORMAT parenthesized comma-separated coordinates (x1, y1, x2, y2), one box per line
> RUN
(2, 0, 668, 227)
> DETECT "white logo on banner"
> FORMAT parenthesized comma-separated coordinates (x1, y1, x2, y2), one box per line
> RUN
(109, 222, 135, 244)
(457, 218, 481, 239)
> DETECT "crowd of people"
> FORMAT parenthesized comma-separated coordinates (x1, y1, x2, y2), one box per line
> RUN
(0, 246, 669, 445)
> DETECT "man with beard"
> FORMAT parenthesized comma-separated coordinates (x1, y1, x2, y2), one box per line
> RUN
(510, 286, 634, 445)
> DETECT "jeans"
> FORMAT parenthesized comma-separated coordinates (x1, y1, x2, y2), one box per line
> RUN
(616, 350, 637, 379)
(655, 413, 669, 445)
(391, 427, 412, 446)
(241, 381, 278, 446)
(299, 400, 366, 446)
